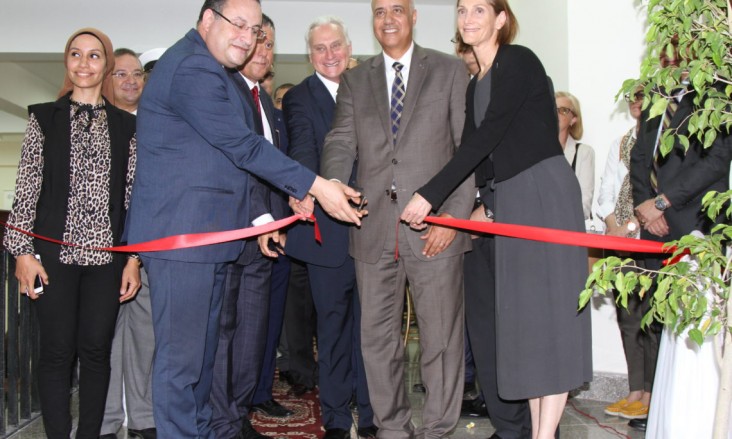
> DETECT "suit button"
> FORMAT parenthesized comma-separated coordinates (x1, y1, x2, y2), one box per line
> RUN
(392, 159, 398, 164)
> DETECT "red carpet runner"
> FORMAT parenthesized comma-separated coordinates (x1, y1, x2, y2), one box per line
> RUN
(251, 373, 324, 439)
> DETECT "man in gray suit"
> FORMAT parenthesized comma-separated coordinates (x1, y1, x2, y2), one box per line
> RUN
(320, 0, 473, 437)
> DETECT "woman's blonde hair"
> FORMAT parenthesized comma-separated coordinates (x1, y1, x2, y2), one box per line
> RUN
(555, 91, 583, 140)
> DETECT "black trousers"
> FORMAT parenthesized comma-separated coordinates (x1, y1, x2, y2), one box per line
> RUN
(465, 236, 531, 439)
(283, 259, 317, 387)
(34, 255, 122, 439)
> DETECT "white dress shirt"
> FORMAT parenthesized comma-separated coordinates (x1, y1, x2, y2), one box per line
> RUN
(316, 72, 339, 102)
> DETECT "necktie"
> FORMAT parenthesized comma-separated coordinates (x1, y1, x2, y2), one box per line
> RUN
(251, 85, 261, 116)
(390, 62, 405, 144)
(649, 98, 678, 193)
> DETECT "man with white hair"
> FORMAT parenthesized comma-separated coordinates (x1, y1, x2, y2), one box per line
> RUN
(283, 16, 376, 439)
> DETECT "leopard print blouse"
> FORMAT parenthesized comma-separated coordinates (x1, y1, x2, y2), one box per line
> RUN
(4, 100, 137, 265)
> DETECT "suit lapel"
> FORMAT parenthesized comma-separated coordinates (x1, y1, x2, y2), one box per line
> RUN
(395, 46, 427, 147)
(308, 74, 335, 132)
(229, 70, 264, 135)
(260, 89, 278, 147)
(367, 55, 392, 146)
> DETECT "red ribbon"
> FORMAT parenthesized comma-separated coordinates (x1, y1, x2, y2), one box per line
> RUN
(2, 214, 675, 257)
(423, 216, 675, 254)
(1, 214, 320, 253)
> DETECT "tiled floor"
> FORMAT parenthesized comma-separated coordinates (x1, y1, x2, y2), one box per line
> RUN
(8, 355, 645, 438)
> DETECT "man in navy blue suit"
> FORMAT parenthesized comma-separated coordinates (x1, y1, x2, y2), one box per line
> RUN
(125, 1, 364, 437)
(283, 17, 376, 439)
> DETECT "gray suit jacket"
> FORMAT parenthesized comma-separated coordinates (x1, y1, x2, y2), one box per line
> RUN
(321, 44, 473, 264)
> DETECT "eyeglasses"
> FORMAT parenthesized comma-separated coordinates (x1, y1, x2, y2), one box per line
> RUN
(557, 107, 575, 117)
(111, 71, 144, 80)
(623, 91, 645, 103)
(211, 9, 266, 40)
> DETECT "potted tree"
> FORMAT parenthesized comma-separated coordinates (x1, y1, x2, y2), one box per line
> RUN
(581, 0, 732, 437)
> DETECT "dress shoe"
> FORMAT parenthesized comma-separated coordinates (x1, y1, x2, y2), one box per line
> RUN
(460, 398, 489, 418)
(463, 381, 479, 400)
(290, 383, 314, 396)
(279, 370, 295, 384)
(98, 435, 117, 439)
(628, 417, 647, 431)
(127, 428, 157, 439)
(238, 419, 268, 439)
(357, 425, 378, 438)
(252, 399, 294, 417)
(322, 428, 350, 439)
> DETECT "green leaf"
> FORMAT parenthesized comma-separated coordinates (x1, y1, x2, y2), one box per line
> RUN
(578, 288, 593, 309)
(688, 328, 704, 346)
(703, 128, 717, 148)
(649, 97, 669, 119)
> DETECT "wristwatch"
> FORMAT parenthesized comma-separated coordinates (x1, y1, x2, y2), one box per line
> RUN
(654, 195, 669, 211)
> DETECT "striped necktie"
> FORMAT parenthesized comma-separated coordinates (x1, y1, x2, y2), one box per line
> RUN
(650, 98, 678, 193)
(390, 62, 405, 144)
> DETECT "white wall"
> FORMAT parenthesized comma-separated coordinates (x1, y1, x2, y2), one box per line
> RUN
(567, 0, 648, 374)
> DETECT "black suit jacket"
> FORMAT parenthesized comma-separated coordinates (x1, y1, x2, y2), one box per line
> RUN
(284, 74, 353, 268)
(630, 89, 732, 240)
(418, 44, 562, 208)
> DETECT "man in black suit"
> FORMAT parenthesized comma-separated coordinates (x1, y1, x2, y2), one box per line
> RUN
(630, 77, 732, 431)
(250, 17, 296, 421)
(283, 16, 376, 439)
(209, 14, 293, 439)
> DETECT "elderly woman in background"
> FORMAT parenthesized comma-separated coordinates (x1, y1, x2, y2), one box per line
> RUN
(3, 28, 140, 439)
(556, 91, 595, 220)
(400, 0, 592, 437)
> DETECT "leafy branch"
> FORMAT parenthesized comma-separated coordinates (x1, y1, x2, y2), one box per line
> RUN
(581, 190, 732, 346)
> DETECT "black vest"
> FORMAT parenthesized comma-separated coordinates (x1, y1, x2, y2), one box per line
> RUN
(28, 94, 136, 260)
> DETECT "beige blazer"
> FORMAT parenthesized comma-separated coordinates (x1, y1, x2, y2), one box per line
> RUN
(322, 44, 474, 264)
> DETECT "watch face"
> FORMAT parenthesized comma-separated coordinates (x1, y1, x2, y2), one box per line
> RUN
(655, 197, 667, 210)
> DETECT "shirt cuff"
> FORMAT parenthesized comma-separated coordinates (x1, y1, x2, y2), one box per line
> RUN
(252, 214, 275, 227)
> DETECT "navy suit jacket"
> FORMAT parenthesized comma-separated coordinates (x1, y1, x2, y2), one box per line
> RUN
(126, 29, 315, 263)
(284, 74, 352, 268)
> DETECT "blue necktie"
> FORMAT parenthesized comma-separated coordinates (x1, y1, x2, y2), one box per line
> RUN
(390, 62, 405, 144)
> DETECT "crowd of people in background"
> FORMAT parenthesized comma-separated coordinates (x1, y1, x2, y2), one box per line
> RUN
(4, 0, 731, 439)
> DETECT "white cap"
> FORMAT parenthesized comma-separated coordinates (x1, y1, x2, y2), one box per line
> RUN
(139, 47, 167, 71)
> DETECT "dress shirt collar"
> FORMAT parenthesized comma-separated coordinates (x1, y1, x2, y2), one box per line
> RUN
(242, 73, 257, 91)
(315, 72, 339, 102)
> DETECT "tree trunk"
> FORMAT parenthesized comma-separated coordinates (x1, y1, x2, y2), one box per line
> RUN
(712, 297, 732, 438)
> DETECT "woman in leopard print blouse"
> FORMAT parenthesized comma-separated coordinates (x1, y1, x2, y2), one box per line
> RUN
(3, 28, 140, 439)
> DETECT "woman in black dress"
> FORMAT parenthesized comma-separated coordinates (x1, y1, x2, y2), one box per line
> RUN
(400, 1, 591, 437)
(4, 28, 140, 438)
